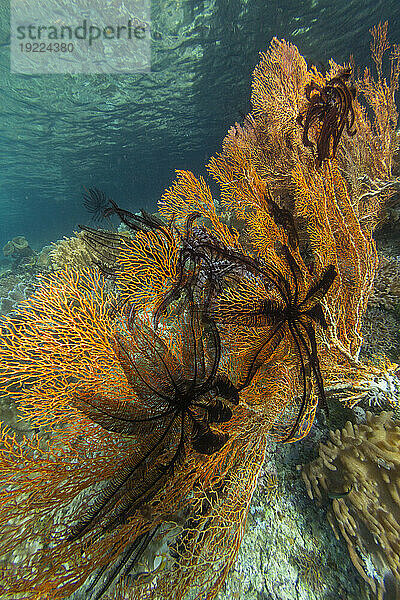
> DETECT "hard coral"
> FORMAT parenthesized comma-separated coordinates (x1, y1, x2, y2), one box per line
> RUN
(50, 231, 94, 270)
(302, 412, 400, 598)
(3, 235, 36, 266)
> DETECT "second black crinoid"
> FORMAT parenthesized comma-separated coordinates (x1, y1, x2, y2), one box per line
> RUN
(297, 67, 357, 166)
(69, 301, 238, 542)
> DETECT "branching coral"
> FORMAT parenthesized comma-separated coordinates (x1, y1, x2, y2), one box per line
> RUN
(0, 24, 399, 600)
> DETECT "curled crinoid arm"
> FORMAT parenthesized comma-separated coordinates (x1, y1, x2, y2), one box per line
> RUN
(78, 227, 129, 279)
(297, 67, 357, 166)
(81, 204, 232, 329)
(69, 302, 238, 541)
(81, 193, 246, 329)
(263, 189, 299, 249)
(105, 200, 168, 233)
(80, 201, 206, 325)
(75, 526, 161, 600)
(79, 219, 181, 324)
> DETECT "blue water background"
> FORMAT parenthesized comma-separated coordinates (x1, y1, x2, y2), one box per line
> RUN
(0, 0, 399, 251)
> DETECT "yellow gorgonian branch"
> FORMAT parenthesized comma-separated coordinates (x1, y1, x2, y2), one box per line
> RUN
(159, 169, 240, 248)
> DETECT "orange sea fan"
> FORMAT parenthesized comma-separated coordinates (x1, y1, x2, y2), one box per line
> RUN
(207, 37, 316, 201)
(209, 27, 399, 242)
(0, 268, 118, 429)
(291, 161, 377, 363)
(114, 228, 180, 314)
(0, 27, 399, 600)
(158, 169, 240, 250)
(204, 32, 395, 405)
(132, 417, 268, 600)
(0, 268, 245, 599)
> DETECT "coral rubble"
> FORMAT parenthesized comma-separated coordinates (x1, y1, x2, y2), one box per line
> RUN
(369, 255, 400, 310)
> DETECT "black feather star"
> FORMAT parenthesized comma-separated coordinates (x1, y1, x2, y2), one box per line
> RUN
(210, 245, 337, 442)
(82, 187, 165, 231)
(82, 187, 113, 223)
(79, 190, 333, 443)
(297, 67, 357, 167)
(69, 302, 238, 541)
(79, 196, 244, 325)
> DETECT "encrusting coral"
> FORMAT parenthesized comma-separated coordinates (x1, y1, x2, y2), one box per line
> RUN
(302, 411, 400, 599)
(0, 24, 399, 600)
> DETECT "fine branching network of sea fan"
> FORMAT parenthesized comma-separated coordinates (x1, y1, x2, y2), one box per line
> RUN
(0, 22, 399, 600)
